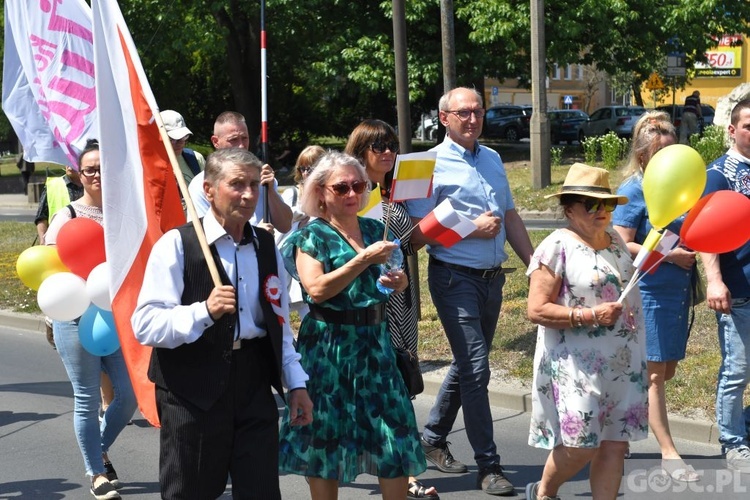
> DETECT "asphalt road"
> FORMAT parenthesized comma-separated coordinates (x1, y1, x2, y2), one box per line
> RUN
(2, 323, 740, 499)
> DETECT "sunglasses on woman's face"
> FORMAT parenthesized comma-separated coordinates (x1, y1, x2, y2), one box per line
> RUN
(576, 198, 617, 213)
(328, 180, 367, 196)
(298, 166, 312, 175)
(370, 141, 399, 154)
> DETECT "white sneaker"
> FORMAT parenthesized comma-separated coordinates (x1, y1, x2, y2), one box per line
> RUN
(726, 446, 750, 473)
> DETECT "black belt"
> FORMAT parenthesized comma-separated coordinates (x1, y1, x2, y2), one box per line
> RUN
(429, 256, 504, 279)
(307, 303, 386, 326)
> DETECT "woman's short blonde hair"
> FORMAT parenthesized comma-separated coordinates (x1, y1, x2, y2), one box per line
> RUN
(298, 151, 371, 218)
(293, 145, 325, 184)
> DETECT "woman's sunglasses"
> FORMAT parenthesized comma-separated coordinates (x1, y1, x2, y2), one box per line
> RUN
(328, 180, 367, 196)
(370, 141, 399, 154)
(576, 198, 617, 213)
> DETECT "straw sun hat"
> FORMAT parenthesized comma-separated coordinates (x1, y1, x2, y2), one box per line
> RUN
(546, 162, 629, 204)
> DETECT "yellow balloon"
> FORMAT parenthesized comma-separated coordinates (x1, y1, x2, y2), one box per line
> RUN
(643, 144, 706, 229)
(15, 245, 70, 290)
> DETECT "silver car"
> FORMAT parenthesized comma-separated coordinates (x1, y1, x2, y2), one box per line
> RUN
(578, 106, 646, 141)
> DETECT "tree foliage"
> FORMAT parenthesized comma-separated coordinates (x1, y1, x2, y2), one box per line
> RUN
(1, 0, 750, 155)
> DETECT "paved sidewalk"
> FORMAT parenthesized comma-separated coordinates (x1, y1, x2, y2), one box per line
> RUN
(0, 307, 720, 447)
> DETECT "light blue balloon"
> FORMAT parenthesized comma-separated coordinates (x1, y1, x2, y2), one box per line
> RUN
(78, 305, 120, 356)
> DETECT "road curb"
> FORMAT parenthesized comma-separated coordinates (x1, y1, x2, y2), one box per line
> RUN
(1, 309, 718, 446)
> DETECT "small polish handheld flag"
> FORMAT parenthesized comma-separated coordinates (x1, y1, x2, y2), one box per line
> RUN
(417, 199, 475, 248)
(357, 183, 383, 220)
(390, 151, 437, 202)
(633, 228, 680, 274)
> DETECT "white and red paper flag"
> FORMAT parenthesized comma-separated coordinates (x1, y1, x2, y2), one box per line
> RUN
(417, 199, 475, 248)
(93, 0, 185, 426)
(633, 228, 680, 274)
(390, 151, 437, 202)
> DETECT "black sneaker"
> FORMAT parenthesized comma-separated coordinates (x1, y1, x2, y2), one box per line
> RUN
(421, 436, 468, 473)
(103, 461, 122, 490)
(477, 463, 514, 496)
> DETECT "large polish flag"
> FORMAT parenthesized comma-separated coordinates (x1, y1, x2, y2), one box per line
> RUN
(390, 151, 436, 202)
(417, 198, 476, 248)
(93, 0, 185, 426)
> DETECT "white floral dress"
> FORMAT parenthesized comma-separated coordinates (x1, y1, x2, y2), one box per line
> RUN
(526, 228, 649, 450)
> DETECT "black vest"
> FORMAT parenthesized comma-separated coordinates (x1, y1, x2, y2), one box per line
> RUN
(147, 221, 284, 411)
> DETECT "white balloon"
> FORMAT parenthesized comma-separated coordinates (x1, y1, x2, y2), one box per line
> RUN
(37, 272, 90, 321)
(86, 262, 112, 311)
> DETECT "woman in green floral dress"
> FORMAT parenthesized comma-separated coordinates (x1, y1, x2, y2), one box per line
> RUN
(278, 151, 426, 499)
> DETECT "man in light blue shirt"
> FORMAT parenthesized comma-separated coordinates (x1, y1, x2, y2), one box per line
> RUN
(408, 87, 533, 497)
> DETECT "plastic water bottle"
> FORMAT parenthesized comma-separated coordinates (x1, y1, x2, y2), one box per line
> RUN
(376, 239, 403, 295)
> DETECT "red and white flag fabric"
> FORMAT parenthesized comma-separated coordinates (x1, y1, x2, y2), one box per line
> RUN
(417, 198, 475, 248)
(2, 0, 98, 167)
(93, 0, 185, 426)
(633, 228, 680, 274)
(390, 151, 437, 202)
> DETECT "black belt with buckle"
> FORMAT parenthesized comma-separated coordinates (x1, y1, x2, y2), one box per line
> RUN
(429, 256, 504, 279)
(307, 303, 386, 326)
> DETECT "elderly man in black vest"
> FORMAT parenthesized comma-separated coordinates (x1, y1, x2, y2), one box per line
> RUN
(132, 148, 313, 500)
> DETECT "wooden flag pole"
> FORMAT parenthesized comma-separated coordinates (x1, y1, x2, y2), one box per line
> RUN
(153, 111, 222, 287)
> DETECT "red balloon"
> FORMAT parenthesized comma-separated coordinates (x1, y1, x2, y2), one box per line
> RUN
(681, 191, 750, 253)
(56, 218, 106, 279)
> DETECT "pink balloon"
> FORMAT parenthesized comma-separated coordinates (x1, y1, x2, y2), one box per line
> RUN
(681, 191, 750, 253)
(56, 218, 106, 279)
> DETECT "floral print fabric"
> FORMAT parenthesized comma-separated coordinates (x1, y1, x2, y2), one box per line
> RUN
(526, 228, 649, 450)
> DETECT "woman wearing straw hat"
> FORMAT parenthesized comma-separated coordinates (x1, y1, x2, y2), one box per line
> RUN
(525, 163, 649, 500)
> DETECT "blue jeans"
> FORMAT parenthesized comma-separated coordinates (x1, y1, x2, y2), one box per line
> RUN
(54, 319, 137, 476)
(716, 298, 750, 451)
(422, 263, 505, 468)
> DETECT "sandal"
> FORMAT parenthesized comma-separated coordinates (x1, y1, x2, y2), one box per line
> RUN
(662, 458, 701, 482)
(407, 479, 440, 499)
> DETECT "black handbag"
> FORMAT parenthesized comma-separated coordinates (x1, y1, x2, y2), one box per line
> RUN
(395, 347, 424, 397)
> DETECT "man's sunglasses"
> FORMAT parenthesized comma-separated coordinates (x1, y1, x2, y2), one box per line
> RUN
(370, 141, 399, 154)
(328, 180, 367, 196)
(576, 198, 617, 213)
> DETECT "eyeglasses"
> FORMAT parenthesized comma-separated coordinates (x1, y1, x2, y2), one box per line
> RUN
(576, 198, 617, 213)
(448, 108, 485, 121)
(370, 141, 399, 154)
(81, 168, 101, 178)
(298, 166, 312, 175)
(328, 180, 367, 196)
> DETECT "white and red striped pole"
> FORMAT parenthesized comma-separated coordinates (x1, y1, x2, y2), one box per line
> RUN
(259, 0, 270, 222)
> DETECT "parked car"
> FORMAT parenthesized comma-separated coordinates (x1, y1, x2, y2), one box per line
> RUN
(578, 106, 646, 141)
(483, 105, 532, 142)
(548, 109, 589, 144)
(655, 104, 715, 132)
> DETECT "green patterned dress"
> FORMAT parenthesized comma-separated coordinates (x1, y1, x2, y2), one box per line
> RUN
(278, 217, 426, 482)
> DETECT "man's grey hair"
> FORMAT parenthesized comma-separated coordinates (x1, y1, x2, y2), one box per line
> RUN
(438, 87, 483, 112)
(205, 147, 262, 184)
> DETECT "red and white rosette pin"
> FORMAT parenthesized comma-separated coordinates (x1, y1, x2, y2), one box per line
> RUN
(263, 274, 285, 325)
